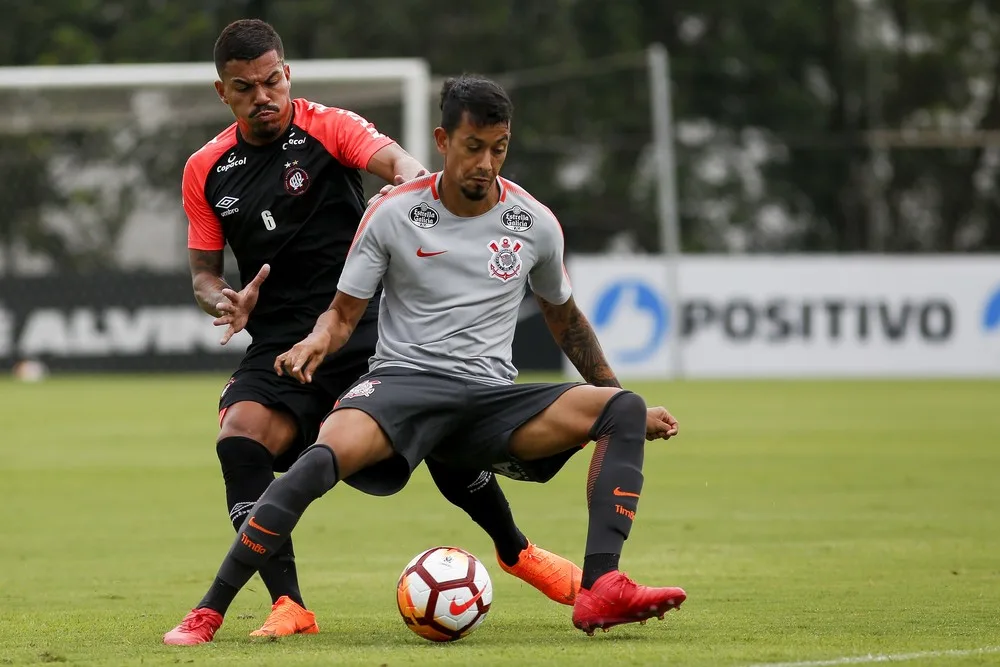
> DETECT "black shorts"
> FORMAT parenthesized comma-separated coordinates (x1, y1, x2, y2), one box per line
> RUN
(329, 367, 585, 496)
(219, 320, 376, 472)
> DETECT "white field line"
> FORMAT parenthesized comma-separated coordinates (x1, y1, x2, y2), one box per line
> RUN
(744, 646, 1000, 667)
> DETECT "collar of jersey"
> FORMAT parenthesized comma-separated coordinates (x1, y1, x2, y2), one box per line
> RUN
(433, 173, 508, 220)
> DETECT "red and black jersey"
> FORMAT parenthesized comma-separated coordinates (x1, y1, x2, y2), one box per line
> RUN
(182, 98, 394, 347)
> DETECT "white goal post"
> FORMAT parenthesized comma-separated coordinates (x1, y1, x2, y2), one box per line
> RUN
(0, 58, 432, 272)
(0, 58, 433, 166)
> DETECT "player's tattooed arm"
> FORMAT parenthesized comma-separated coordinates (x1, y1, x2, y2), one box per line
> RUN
(189, 249, 231, 318)
(536, 295, 622, 388)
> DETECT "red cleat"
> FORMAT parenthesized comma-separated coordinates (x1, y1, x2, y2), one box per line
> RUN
(571, 571, 686, 635)
(163, 608, 223, 645)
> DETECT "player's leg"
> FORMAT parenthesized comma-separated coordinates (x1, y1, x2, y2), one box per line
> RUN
(165, 369, 464, 645)
(480, 384, 686, 634)
(215, 367, 335, 636)
(325, 320, 555, 578)
(163, 407, 394, 645)
(425, 459, 527, 563)
(425, 458, 581, 605)
(217, 400, 303, 601)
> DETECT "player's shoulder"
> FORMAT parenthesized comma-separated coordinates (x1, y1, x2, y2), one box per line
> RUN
(184, 124, 238, 176)
(292, 97, 338, 124)
(497, 177, 562, 233)
(366, 173, 440, 220)
(292, 97, 377, 132)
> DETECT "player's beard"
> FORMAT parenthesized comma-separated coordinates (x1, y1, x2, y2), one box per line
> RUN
(247, 104, 284, 142)
(460, 175, 494, 201)
(460, 184, 489, 201)
(249, 119, 283, 142)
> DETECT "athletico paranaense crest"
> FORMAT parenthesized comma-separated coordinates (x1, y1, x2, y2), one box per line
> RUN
(487, 237, 522, 282)
(283, 160, 310, 195)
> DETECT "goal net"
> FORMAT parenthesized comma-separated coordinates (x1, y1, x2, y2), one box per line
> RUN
(0, 59, 431, 275)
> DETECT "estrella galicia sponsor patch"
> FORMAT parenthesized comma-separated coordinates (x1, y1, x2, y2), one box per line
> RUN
(501, 205, 533, 231)
(409, 203, 440, 228)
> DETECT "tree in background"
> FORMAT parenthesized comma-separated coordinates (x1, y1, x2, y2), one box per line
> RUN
(0, 0, 997, 273)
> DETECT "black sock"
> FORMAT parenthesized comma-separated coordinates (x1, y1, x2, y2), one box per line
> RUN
(581, 553, 620, 589)
(199, 577, 240, 615)
(198, 444, 340, 615)
(217, 436, 304, 607)
(426, 458, 528, 566)
(581, 391, 646, 589)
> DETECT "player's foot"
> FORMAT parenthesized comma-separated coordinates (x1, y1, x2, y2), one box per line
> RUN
(163, 608, 223, 645)
(572, 570, 686, 636)
(497, 542, 583, 605)
(249, 595, 319, 638)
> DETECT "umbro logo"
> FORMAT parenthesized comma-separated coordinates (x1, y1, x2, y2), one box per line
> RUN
(215, 196, 239, 209)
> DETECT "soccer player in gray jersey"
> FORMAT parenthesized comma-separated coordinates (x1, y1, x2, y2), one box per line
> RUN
(165, 74, 687, 641)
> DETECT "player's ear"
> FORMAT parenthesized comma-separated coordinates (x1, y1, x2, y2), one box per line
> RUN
(283, 63, 291, 84)
(214, 79, 226, 104)
(433, 127, 449, 156)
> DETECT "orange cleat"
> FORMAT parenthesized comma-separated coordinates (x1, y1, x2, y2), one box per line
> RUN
(249, 595, 319, 638)
(163, 608, 224, 645)
(572, 570, 686, 635)
(497, 542, 583, 605)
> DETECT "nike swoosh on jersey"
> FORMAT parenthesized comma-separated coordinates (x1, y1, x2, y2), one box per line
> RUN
(416, 247, 447, 257)
(612, 487, 640, 498)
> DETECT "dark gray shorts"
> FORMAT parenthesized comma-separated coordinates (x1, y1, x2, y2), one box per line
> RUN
(325, 367, 585, 496)
(219, 320, 376, 472)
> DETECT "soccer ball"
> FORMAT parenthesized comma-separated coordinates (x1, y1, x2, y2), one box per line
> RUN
(395, 546, 493, 642)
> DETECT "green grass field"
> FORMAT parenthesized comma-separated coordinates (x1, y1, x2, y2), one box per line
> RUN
(2, 374, 999, 666)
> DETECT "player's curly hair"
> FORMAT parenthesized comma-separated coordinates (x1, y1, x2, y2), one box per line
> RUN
(440, 74, 513, 133)
(214, 19, 284, 75)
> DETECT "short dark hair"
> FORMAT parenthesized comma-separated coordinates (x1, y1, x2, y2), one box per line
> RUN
(213, 19, 284, 75)
(439, 74, 513, 134)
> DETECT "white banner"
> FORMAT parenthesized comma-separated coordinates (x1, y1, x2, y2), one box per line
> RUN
(564, 255, 1000, 378)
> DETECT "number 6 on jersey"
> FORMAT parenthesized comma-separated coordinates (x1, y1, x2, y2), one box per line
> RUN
(262, 210, 276, 230)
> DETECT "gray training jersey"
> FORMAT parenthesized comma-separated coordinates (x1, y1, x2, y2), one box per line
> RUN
(338, 172, 572, 385)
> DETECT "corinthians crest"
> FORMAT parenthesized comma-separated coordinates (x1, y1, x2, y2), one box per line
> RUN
(487, 237, 522, 282)
(343, 379, 380, 399)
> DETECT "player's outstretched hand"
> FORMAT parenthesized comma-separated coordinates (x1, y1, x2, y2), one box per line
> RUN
(274, 331, 332, 384)
(214, 263, 269, 345)
(367, 169, 429, 207)
(645, 406, 678, 441)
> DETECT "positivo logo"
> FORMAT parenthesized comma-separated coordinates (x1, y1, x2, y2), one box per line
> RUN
(592, 279, 669, 363)
(590, 279, 956, 356)
(984, 284, 1000, 332)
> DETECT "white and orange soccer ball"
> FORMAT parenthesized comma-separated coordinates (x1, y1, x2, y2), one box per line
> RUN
(396, 546, 493, 642)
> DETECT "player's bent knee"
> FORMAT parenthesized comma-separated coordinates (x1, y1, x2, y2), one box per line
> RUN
(590, 390, 647, 443)
(607, 389, 647, 420)
(216, 435, 272, 467)
(287, 444, 340, 499)
(218, 401, 297, 457)
(315, 408, 395, 478)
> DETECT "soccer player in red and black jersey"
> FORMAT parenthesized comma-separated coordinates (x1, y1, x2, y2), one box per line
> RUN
(170, 19, 580, 642)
